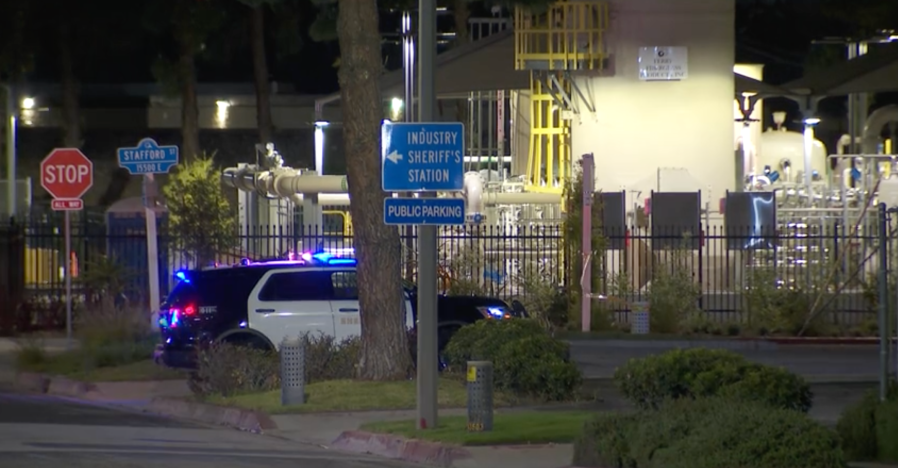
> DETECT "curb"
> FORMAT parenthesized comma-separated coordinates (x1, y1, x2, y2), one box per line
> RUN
(145, 397, 278, 433)
(13, 372, 51, 393)
(330, 430, 471, 468)
(12, 372, 276, 434)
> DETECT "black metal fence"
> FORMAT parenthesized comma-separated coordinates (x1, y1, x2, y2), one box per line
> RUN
(6, 215, 884, 329)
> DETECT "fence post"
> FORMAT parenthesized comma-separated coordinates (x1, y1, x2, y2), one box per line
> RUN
(466, 360, 494, 432)
(280, 337, 306, 406)
(878, 202, 889, 402)
(0, 219, 24, 334)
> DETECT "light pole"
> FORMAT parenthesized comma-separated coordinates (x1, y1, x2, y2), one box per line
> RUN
(2, 83, 16, 221)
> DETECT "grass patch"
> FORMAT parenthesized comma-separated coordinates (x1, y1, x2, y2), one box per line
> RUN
(206, 377, 510, 414)
(72, 360, 186, 382)
(18, 351, 185, 382)
(360, 412, 592, 445)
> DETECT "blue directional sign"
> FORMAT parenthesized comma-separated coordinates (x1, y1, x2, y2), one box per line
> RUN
(384, 198, 465, 225)
(117, 138, 180, 175)
(382, 121, 465, 192)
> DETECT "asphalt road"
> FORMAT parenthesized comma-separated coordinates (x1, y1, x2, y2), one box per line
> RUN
(0, 388, 418, 468)
(569, 341, 888, 379)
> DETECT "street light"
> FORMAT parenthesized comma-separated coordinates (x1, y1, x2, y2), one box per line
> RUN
(20, 97, 34, 110)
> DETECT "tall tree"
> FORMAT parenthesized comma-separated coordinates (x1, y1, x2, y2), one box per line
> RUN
(146, 0, 227, 160)
(237, 0, 278, 146)
(335, 0, 412, 380)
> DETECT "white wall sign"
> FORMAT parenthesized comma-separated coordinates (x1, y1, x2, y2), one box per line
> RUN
(638, 46, 689, 81)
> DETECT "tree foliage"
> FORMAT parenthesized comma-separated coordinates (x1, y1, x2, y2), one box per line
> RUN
(162, 154, 237, 267)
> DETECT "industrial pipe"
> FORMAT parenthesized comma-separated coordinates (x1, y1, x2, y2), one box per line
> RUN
(464, 171, 484, 216)
(862, 104, 898, 154)
(222, 166, 562, 206)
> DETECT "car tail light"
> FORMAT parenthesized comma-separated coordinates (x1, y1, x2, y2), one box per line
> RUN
(165, 303, 198, 329)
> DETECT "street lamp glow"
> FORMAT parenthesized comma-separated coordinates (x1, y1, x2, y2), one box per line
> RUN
(21, 97, 35, 110)
(215, 100, 230, 109)
(804, 117, 821, 125)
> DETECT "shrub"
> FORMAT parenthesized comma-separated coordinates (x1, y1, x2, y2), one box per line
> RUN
(74, 299, 158, 369)
(836, 382, 898, 461)
(638, 398, 844, 468)
(188, 342, 279, 397)
(572, 412, 641, 468)
(302, 333, 361, 382)
(876, 399, 898, 462)
(613, 348, 813, 412)
(443, 318, 581, 401)
(575, 397, 846, 468)
(491, 334, 582, 401)
(647, 244, 701, 333)
(443, 318, 547, 368)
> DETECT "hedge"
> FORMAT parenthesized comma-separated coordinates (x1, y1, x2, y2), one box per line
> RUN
(574, 397, 846, 468)
(612, 347, 813, 412)
(443, 318, 581, 401)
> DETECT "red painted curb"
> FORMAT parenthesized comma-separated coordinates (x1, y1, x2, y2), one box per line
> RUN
(146, 397, 278, 433)
(331, 430, 471, 468)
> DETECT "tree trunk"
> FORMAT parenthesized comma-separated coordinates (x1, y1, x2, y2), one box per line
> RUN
(178, 35, 201, 160)
(453, 0, 470, 45)
(336, 0, 412, 380)
(58, 19, 81, 148)
(250, 6, 274, 147)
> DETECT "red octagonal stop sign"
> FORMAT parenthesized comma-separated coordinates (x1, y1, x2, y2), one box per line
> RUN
(40, 148, 94, 200)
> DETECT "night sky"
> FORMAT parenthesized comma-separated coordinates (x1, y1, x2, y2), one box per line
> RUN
(6, 0, 885, 92)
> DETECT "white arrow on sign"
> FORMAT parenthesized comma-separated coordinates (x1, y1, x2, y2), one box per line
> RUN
(385, 150, 403, 164)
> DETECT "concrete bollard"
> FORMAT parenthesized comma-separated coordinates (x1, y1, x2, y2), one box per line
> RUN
(466, 361, 493, 432)
(631, 301, 650, 335)
(280, 337, 305, 406)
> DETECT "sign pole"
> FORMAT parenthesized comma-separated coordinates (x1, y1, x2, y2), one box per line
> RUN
(416, 0, 438, 431)
(580, 154, 594, 332)
(64, 210, 73, 349)
(116, 138, 179, 330)
(144, 174, 161, 329)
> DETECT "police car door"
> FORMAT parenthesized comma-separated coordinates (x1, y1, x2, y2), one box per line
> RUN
(248, 269, 336, 347)
(329, 270, 361, 341)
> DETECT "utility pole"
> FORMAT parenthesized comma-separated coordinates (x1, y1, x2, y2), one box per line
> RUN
(416, 0, 438, 431)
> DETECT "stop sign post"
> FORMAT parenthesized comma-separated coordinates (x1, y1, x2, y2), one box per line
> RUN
(41, 147, 93, 350)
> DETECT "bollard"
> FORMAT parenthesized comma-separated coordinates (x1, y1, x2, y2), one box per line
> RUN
(466, 361, 493, 432)
(631, 301, 650, 335)
(280, 337, 305, 406)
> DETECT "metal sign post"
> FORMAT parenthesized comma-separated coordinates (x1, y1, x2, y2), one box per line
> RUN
(580, 154, 595, 332)
(64, 210, 72, 347)
(41, 147, 93, 350)
(117, 138, 179, 329)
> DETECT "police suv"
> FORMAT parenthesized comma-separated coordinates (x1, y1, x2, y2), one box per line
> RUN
(155, 251, 521, 368)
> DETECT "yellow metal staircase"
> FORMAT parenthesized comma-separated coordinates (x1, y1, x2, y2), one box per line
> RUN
(514, 0, 609, 193)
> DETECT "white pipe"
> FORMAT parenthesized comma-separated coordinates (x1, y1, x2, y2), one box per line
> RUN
(464, 171, 484, 216)
(222, 166, 561, 206)
(837, 134, 852, 155)
(270, 172, 346, 195)
(862, 104, 898, 154)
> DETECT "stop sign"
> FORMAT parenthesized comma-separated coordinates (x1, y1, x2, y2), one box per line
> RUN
(40, 148, 94, 200)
